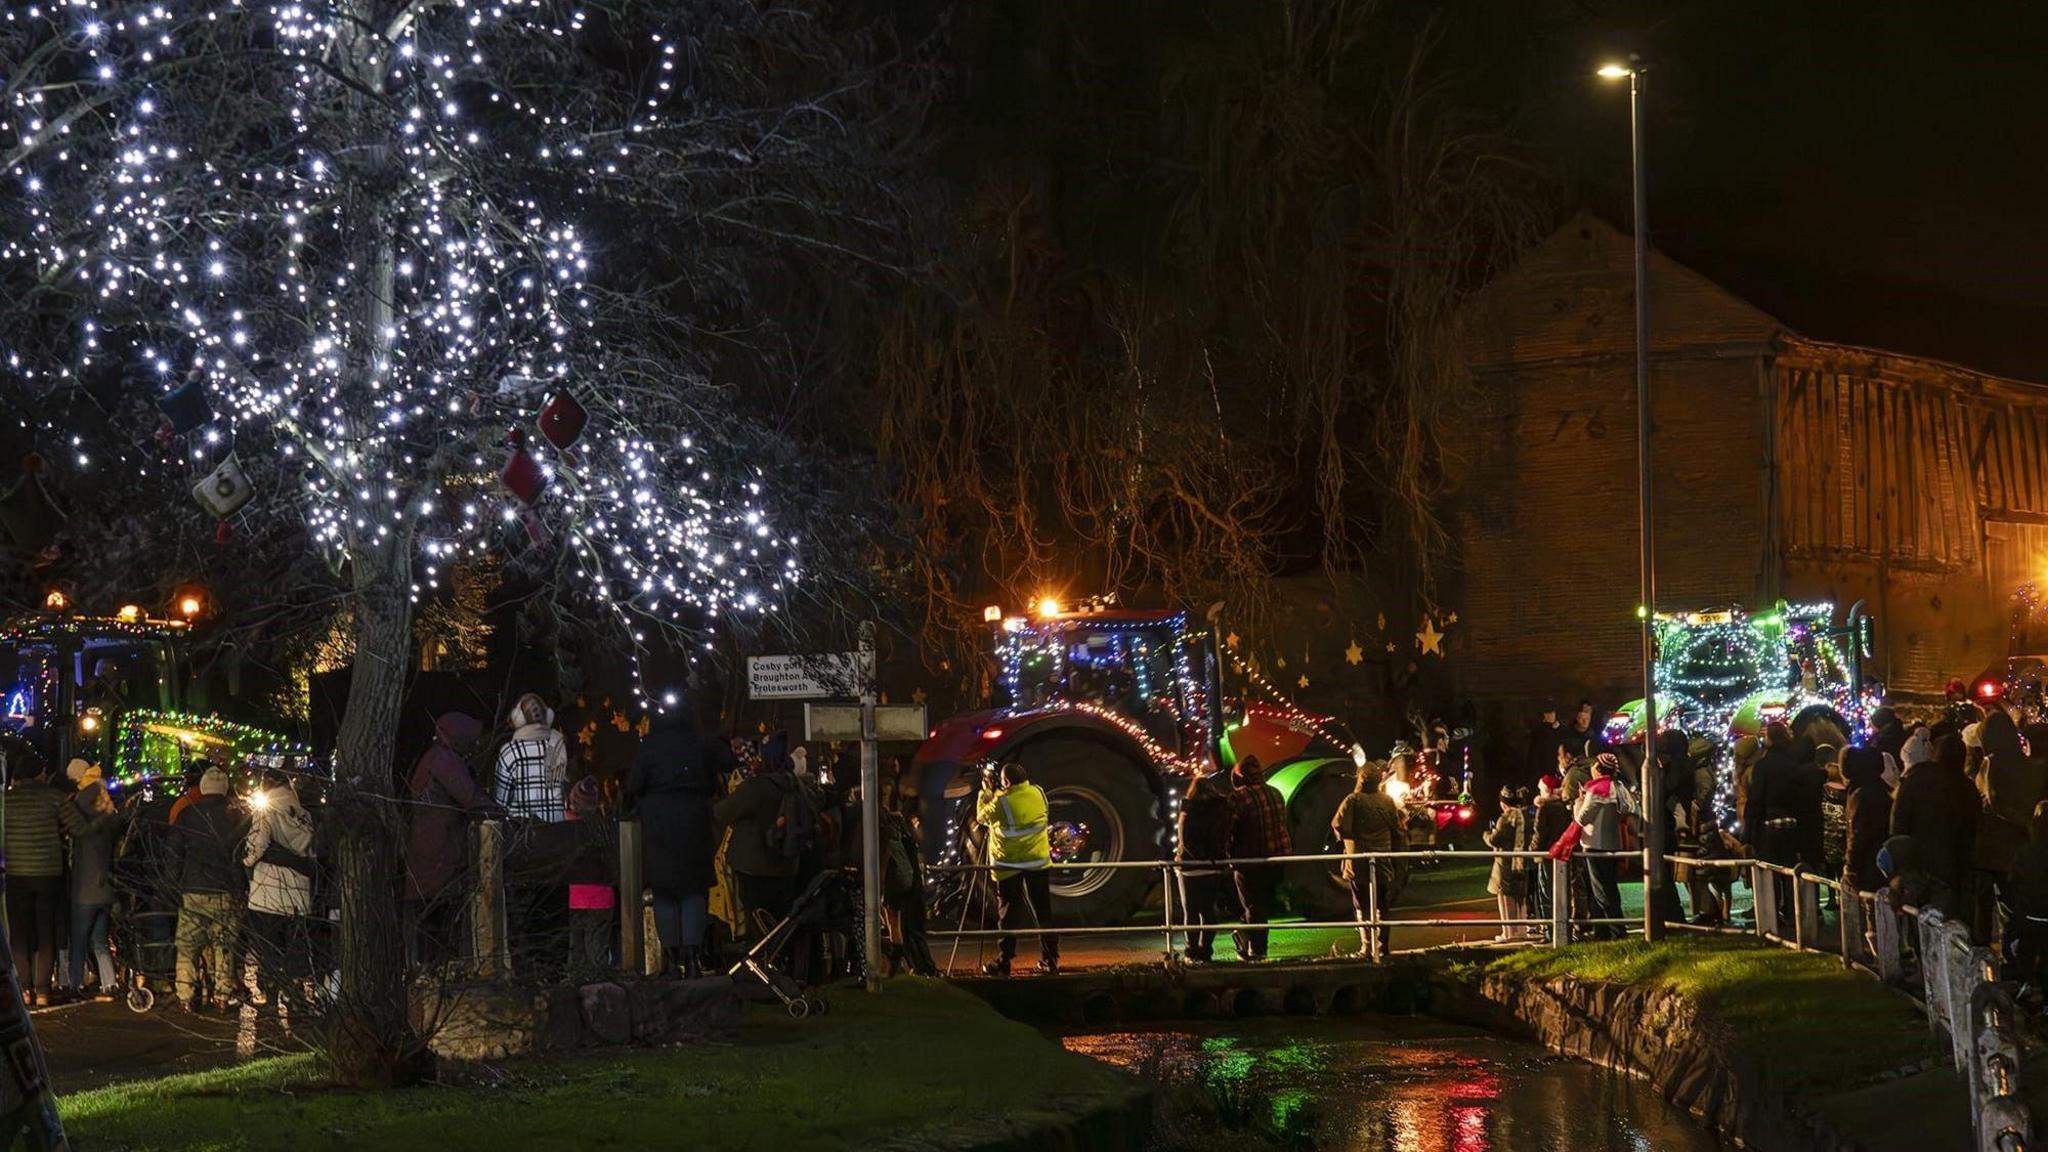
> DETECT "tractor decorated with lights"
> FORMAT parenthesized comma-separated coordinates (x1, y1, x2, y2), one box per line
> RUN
(914, 597, 1384, 923)
(0, 594, 311, 794)
(1601, 600, 1878, 808)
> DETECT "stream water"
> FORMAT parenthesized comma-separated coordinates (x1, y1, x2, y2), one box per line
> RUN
(1062, 1016, 1725, 1152)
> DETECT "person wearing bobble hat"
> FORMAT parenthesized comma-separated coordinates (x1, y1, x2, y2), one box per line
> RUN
(168, 766, 248, 1012)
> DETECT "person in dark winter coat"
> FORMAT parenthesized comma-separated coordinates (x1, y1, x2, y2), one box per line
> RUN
(402, 713, 488, 965)
(1975, 710, 2039, 877)
(1744, 723, 1802, 931)
(1531, 774, 1572, 930)
(625, 705, 731, 978)
(169, 767, 250, 1010)
(2004, 801, 2048, 994)
(67, 782, 133, 997)
(1525, 707, 1565, 783)
(714, 750, 803, 926)
(1878, 833, 1961, 920)
(1891, 733, 1971, 889)
(1174, 770, 1235, 963)
(1840, 746, 1893, 893)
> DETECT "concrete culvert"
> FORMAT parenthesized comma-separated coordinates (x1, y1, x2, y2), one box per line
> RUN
(1183, 990, 1220, 1018)
(1283, 986, 1317, 1016)
(1231, 988, 1265, 1017)
(1331, 985, 1365, 1014)
(1081, 993, 1120, 1025)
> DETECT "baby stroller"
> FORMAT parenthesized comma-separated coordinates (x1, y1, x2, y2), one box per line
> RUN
(727, 870, 861, 1019)
(112, 902, 179, 1013)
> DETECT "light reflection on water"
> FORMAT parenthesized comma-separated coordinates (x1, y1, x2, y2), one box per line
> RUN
(1061, 1018, 1721, 1152)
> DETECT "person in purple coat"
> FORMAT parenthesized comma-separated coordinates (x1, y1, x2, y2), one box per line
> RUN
(402, 713, 487, 965)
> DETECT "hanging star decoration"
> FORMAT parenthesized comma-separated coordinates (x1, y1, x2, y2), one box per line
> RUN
(1384, 641, 1397, 653)
(1416, 616, 1445, 656)
(1345, 639, 1363, 666)
(1297, 674, 1310, 689)
(911, 687, 926, 704)
(1225, 631, 1241, 650)
(1446, 612, 1459, 625)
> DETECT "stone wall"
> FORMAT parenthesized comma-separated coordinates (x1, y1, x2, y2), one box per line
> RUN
(1431, 969, 1862, 1151)
(417, 974, 743, 1062)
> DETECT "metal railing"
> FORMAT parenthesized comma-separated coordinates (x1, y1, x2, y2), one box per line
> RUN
(927, 848, 1640, 965)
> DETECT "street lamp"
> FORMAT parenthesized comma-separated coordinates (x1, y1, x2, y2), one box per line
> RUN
(1599, 53, 1672, 941)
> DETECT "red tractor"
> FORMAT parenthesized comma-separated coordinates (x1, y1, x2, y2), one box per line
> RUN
(912, 599, 1371, 924)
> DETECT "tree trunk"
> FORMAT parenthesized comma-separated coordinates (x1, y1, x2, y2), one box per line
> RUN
(326, 539, 423, 1088)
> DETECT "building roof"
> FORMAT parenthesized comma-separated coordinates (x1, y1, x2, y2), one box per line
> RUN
(1459, 215, 2048, 398)
(1455, 214, 1785, 372)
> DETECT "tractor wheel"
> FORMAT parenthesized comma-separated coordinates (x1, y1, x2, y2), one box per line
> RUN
(1281, 761, 1357, 919)
(1012, 738, 1163, 925)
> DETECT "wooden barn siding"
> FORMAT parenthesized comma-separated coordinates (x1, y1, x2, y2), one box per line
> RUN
(1453, 355, 1767, 705)
(1773, 347, 2048, 694)
(1775, 362, 1978, 568)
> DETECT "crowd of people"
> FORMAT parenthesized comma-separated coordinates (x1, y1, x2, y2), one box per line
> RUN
(1495, 682, 2048, 976)
(395, 693, 935, 985)
(0, 753, 319, 1014)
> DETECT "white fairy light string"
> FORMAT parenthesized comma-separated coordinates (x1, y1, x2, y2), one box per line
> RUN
(1, 2, 791, 699)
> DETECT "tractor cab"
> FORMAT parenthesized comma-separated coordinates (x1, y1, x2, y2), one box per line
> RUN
(0, 600, 311, 791)
(991, 603, 1223, 761)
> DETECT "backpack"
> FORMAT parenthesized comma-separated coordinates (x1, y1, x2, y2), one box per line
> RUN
(765, 777, 818, 860)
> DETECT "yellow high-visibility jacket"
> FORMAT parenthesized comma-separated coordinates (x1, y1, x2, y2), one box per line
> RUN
(977, 782, 1050, 870)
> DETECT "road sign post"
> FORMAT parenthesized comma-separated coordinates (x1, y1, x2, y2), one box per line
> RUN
(793, 626, 928, 992)
(859, 623, 881, 992)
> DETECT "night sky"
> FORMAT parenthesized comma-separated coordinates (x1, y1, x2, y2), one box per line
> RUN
(1468, 0, 2048, 379)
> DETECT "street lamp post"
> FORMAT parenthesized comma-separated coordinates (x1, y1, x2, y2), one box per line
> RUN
(1600, 54, 1669, 942)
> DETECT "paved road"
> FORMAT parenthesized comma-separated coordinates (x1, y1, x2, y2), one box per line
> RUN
(32, 998, 243, 1095)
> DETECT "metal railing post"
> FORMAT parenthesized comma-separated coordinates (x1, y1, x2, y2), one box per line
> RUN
(1873, 888, 1904, 984)
(1751, 863, 1776, 943)
(1550, 856, 1569, 947)
(1838, 882, 1862, 968)
(1160, 861, 1177, 963)
(1796, 873, 1822, 951)
(618, 819, 644, 976)
(1367, 856, 1383, 963)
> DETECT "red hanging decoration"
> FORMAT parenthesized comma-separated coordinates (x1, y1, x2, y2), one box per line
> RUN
(500, 426, 545, 505)
(214, 519, 234, 546)
(538, 391, 587, 451)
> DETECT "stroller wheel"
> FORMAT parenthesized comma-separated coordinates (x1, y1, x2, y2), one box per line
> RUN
(126, 986, 155, 1014)
(786, 997, 811, 1019)
(806, 995, 828, 1016)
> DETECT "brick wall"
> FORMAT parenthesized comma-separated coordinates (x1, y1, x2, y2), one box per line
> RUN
(1452, 355, 1769, 708)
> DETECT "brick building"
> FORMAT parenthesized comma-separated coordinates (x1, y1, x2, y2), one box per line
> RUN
(1448, 215, 2048, 711)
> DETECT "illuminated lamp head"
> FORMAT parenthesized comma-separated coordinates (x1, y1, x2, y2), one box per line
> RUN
(1036, 597, 1061, 619)
(177, 593, 204, 619)
(116, 604, 142, 623)
(982, 605, 1003, 623)
(1978, 677, 2007, 702)
(78, 711, 100, 734)
(42, 589, 67, 612)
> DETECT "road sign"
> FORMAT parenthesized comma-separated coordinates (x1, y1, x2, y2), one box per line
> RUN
(802, 702, 928, 743)
(745, 651, 873, 700)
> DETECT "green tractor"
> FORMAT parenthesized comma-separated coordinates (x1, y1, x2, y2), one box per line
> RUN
(1601, 600, 1878, 806)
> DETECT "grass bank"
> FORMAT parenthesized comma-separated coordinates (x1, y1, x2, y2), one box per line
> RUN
(1481, 936, 1939, 1094)
(61, 978, 1143, 1152)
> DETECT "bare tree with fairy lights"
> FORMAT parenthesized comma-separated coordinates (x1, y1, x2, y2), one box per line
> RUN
(2, 0, 926, 1084)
